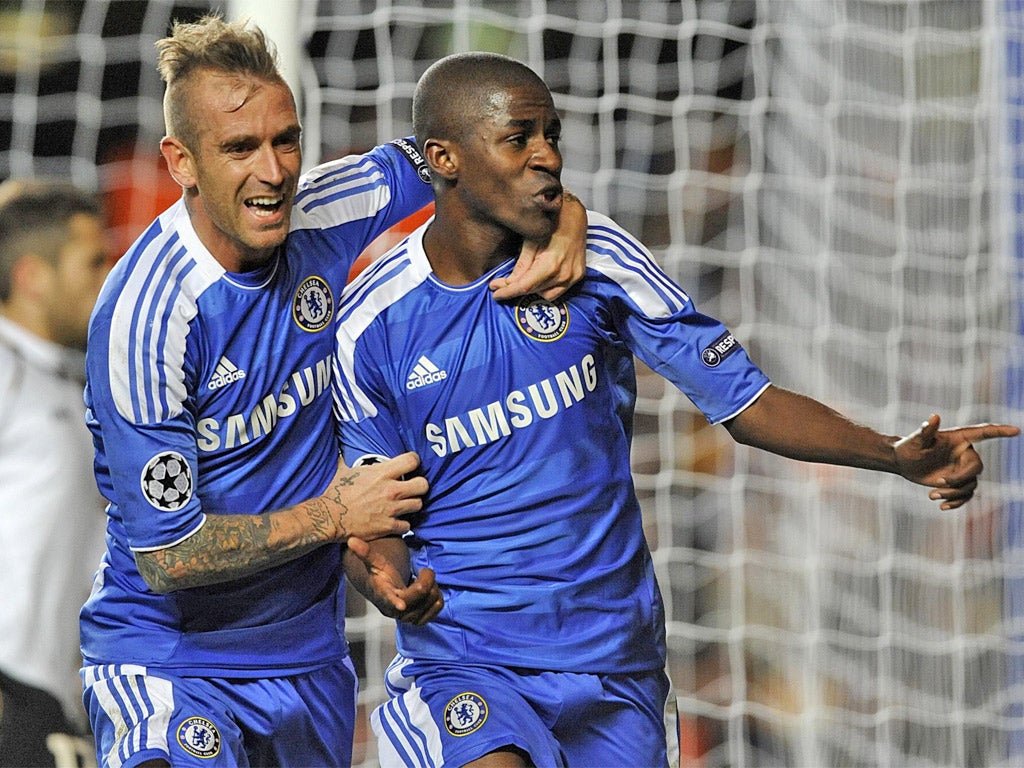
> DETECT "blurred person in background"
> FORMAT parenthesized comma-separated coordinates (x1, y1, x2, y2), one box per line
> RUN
(0, 179, 110, 767)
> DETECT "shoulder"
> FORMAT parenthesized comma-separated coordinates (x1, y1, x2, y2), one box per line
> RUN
(0, 334, 18, 401)
(100, 209, 221, 330)
(90, 206, 220, 424)
(99, 202, 222, 325)
(292, 150, 394, 231)
(337, 232, 431, 343)
(581, 211, 691, 317)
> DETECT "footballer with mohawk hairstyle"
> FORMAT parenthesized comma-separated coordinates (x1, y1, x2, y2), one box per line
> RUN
(79, 15, 588, 768)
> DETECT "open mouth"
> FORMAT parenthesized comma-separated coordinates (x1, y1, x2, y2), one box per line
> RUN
(535, 186, 563, 212)
(245, 195, 285, 217)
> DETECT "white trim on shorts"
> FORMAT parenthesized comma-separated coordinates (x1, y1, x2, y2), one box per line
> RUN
(82, 664, 174, 768)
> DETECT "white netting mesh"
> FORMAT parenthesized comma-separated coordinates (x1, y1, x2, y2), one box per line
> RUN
(3, 2, 1022, 766)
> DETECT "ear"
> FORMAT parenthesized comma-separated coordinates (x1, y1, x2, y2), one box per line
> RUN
(9, 253, 53, 303)
(423, 138, 458, 182)
(160, 135, 197, 189)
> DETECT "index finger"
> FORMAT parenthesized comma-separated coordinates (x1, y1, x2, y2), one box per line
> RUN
(385, 451, 421, 475)
(403, 568, 437, 599)
(950, 423, 1021, 443)
(488, 242, 538, 298)
(489, 269, 542, 300)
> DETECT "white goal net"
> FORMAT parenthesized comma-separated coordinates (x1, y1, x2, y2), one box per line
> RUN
(4, 1, 1023, 766)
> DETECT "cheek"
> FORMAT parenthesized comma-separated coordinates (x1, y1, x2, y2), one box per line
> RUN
(477, 178, 516, 209)
(195, 164, 240, 203)
(58, 270, 105, 312)
(282, 152, 302, 180)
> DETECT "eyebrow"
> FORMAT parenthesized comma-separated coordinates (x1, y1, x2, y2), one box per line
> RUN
(506, 115, 561, 131)
(218, 124, 301, 150)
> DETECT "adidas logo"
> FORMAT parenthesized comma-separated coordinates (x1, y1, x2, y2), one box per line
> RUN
(406, 355, 447, 390)
(208, 356, 247, 390)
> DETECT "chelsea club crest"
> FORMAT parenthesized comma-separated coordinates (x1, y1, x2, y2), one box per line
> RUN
(177, 716, 221, 758)
(515, 296, 569, 342)
(444, 692, 489, 737)
(292, 275, 334, 332)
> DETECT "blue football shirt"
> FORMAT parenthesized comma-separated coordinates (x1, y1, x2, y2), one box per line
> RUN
(334, 211, 771, 674)
(81, 140, 433, 675)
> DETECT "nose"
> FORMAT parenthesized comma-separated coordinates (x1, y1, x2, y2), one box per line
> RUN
(530, 139, 561, 174)
(254, 144, 286, 186)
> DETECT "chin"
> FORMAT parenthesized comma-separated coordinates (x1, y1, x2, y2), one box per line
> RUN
(526, 222, 558, 242)
(250, 228, 289, 251)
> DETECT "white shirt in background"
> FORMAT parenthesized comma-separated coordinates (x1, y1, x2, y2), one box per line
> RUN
(0, 315, 107, 724)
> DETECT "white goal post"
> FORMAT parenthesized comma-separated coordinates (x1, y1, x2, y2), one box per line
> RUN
(2, 2, 1022, 766)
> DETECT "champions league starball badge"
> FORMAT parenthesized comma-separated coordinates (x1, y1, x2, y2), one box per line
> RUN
(140, 451, 193, 511)
(292, 275, 334, 332)
(515, 296, 569, 342)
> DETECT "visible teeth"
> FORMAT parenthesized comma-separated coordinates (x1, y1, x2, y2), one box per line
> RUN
(248, 197, 280, 206)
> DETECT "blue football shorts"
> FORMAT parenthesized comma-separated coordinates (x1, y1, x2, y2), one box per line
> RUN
(81, 659, 357, 768)
(371, 655, 672, 768)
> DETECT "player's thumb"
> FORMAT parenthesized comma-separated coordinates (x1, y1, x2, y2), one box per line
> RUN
(919, 414, 941, 447)
(347, 536, 371, 561)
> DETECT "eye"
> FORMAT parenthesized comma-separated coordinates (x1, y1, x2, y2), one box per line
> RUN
(274, 129, 302, 152)
(225, 141, 255, 157)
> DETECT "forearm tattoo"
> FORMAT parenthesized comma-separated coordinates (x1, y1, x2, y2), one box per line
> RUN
(317, 469, 359, 541)
(138, 493, 345, 592)
(137, 515, 273, 592)
(305, 495, 346, 543)
(136, 467, 366, 592)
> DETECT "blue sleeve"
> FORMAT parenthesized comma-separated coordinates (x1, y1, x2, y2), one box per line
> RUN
(85, 306, 206, 551)
(291, 138, 434, 264)
(334, 325, 408, 466)
(583, 212, 770, 424)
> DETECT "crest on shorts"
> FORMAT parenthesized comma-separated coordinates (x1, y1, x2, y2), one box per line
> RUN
(140, 451, 193, 511)
(444, 691, 488, 737)
(177, 716, 221, 758)
(515, 297, 569, 342)
(293, 275, 334, 332)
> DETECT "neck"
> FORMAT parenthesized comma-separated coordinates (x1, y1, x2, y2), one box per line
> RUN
(184, 192, 273, 273)
(0, 300, 52, 344)
(422, 209, 521, 286)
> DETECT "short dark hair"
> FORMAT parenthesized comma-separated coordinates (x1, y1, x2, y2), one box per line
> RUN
(0, 179, 102, 301)
(413, 52, 548, 149)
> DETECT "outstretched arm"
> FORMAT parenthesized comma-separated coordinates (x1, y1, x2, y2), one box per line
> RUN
(343, 535, 443, 626)
(489, 190, 587, 301)
(725, 385, 1019, 510)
